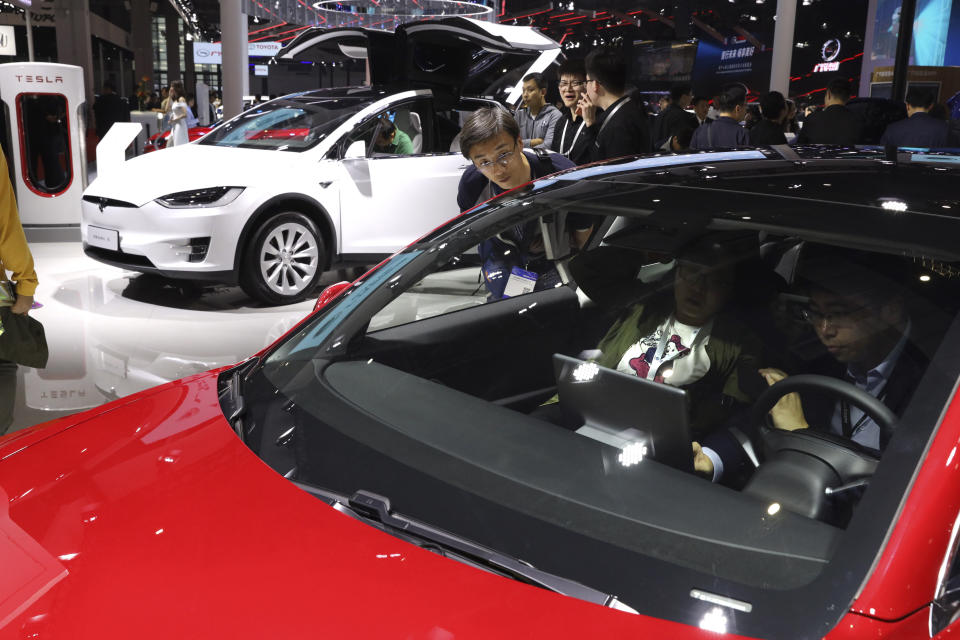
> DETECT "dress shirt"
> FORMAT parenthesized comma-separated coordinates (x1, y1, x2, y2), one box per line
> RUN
(828, 323, 911, 450)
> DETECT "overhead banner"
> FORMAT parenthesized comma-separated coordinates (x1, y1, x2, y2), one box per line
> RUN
(193, 41, 282, 65)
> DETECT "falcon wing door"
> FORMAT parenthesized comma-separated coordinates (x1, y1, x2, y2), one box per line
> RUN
(276, 27, 397, 86)
(397, 17, 562, 107)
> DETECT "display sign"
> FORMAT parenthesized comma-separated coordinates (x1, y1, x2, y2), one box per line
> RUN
(0, 26, 15, 56)
(788, 0, 867, 98)
(254, 64, 269, 76)
(813, 39, 842, 73)
(193, 41, 282, 65)
(691, 34, 772, 96)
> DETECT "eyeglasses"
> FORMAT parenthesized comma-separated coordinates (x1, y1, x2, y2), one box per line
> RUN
(474, 144, 518, 172)
(558, 81, 585, 89)
(801, 304, 875, 328)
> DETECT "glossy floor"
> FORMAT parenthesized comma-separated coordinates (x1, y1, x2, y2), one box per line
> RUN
(3, 242, 361, 436)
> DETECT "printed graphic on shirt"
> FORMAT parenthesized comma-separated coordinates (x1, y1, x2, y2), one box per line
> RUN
(619, 327, 691, 383)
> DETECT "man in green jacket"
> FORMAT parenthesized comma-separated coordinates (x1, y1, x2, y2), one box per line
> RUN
(569, 237, 766, 477)
(374, 118, 414, 155)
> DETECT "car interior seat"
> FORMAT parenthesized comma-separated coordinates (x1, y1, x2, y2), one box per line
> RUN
(408, 111, 423, 154)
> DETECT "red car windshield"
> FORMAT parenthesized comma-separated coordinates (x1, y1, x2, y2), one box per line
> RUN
(240, 162, 960, 638)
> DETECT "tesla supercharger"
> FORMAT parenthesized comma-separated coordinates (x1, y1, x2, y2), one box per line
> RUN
(0, 63, 86, 227)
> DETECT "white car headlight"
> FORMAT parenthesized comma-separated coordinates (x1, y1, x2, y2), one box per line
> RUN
(155, 186, 245, 209)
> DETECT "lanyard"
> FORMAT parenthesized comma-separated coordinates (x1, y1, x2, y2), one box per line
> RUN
(559, 118, 585, 156)
(595, 97, 630, 145)
(840, 401, 871, 438)
(644, 316, 706, 382)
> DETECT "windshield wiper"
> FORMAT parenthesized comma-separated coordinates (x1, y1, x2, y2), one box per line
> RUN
(294, 483, 637, 614)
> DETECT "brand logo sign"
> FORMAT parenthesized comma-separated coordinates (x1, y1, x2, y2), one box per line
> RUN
(14, 74, 64, 84)
(0, 26, 15, 56)
(813, 38, 841, 72)
(193, 41, 282, 65)
(821, 39, 841, 62)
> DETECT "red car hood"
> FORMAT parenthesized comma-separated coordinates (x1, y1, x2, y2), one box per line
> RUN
(0, 371, 743, 639)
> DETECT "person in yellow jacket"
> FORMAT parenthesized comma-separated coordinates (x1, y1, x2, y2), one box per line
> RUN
(0, 147, 38, 434)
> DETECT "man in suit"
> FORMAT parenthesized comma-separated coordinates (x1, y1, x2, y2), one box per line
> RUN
(577, 47, 651, 162)
(652, 83, 699, 148)
(690, 84, 750, 150)
(692, 95, 712, 127)
(797, 77, 864, 145)
(759, 248, 924, 452)
(748, 91, 788, 146)
(880, 86, 953, 149)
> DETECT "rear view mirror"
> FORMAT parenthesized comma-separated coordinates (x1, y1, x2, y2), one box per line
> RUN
(313, 281, 351, 312)
(344, 140, 366, 159)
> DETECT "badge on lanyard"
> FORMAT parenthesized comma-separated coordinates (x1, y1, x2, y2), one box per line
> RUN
(502, 267, 538, 298)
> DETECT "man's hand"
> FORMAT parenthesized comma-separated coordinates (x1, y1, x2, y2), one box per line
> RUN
(11, 294, 33, 315)
(692, 441, 714, 477)
(759, 368, 809, 431)
(577, 94, 598, 127)
(529, 138, 544, 147)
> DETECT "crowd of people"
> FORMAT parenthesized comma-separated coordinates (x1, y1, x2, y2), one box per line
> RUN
(453, 47, 954, 492)
(477, 47, 959, 168)
(92, 81, 223, 149)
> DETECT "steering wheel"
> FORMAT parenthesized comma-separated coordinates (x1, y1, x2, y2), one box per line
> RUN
(743, 375, 896, 520)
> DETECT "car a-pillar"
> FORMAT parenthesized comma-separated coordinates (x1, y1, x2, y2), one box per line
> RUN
(237, 197, 333, 306)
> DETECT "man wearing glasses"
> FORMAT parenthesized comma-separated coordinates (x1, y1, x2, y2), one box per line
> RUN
(550, 59, 595, 165)
(455, 107, 589, 299)
(759, 248, 926, 452)
(456, 106, 575, 212)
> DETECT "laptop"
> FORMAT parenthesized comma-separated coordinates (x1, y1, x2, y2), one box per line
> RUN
(553, 354, 693, 471)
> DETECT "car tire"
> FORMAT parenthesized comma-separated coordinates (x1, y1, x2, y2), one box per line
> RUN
(240, 212, 326, 305)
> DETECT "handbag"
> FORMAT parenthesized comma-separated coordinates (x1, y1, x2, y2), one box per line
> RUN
(0, 306, 48, 368)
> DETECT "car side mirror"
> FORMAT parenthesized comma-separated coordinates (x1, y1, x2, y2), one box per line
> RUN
(344, 140, 366, 160)
(313, 281, 351, 312)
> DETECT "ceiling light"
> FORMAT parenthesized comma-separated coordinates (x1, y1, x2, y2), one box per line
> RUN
(881, 200, 907, 212)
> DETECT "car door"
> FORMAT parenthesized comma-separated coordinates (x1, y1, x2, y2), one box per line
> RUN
(336, 95, 470, 256)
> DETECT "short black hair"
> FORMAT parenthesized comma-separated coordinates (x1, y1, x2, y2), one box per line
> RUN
(760, 90, 786, 120)
(692, 95, 710, 107)
(557, 58, 586, 79)
(459, 106, 519, 159)
(585, 47, 627, 95)
(674, 126, 695, 150)
(905, 86, 935, 109)
(797, 245, 907, 305)
(826, 77, 852, 102)
(670, 84, 692, 103)
(523, 72, 546, 91)
(714, 84, 746, 113)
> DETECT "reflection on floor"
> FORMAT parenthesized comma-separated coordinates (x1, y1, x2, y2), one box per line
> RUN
(4, 242, 363, 435)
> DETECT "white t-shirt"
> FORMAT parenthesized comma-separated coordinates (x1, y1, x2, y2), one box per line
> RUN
(615, 315, 712, 387)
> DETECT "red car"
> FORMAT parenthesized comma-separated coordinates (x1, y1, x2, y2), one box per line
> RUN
(143, 125, 214, 152)
(3, 147, 960, 639)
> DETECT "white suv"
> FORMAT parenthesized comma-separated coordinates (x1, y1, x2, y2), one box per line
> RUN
(81, 18, 560, 304)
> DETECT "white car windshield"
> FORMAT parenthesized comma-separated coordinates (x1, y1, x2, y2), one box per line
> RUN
(200, 95, 375, 152)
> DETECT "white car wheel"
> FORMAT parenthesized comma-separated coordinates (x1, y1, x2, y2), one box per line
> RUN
(241, 212, 326, 305)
